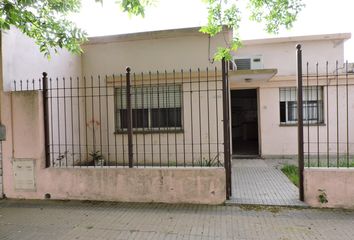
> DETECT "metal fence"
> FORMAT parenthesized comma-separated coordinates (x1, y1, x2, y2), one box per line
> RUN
(297, 46, 354, 169)
(13, 66, 230, 169)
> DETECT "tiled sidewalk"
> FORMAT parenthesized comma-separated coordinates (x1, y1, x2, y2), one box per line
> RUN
(230, 159, 306, 206)
(1, 200, 354, 240)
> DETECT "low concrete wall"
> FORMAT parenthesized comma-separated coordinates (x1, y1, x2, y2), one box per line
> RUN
(304, 168, 354, 209)
(11, 167, 225, 204)
(1, 92, 226, 204)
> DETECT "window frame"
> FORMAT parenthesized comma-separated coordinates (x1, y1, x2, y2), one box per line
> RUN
(114, 84, 183, 133)
(279, 86, 324, 125)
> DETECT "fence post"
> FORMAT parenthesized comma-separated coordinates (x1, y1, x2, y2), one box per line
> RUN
(42, 72, 50, 168)
(222, 58, 232, 199)
(296, 45, 305, 201)
(126, 67, 133, 168)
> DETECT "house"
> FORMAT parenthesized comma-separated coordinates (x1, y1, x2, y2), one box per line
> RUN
(80, 29, 352, 161)
(229, 33, 352, 158)
(0, 26, 352, 204)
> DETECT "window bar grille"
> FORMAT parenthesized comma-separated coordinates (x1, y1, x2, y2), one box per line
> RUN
(198, 68, 202, 165)
(77, 76, 82, 167)
(90, 76, 95, 167)
(63, 77, 68, 167)
(141, 72, 146, 167)
(316, 63, 320, 167)
(133, 73, 138, 167)
(173, 70, 178, 167)
(206, 68, 211, 164)
(148, 72, 153, 166)
(336, 61, 339, 166)
(70, 77, 74, 168)
(326, 62, 329, 167)
(156, 71, 161, 167)
(84, 76, 89, 167)
(98, 75, 103, 168)
(346, 61, 349, 167)
(306, 62, 310, 166)
(182, 70, 186, 167)
(50, 78, 54, 166)
(215, 67, 220, 164)
(113, 74, 118, 167)
(56, 77, 61, 167)
(120, 74, 125, 167)
(189, 69, 194, 166)
(105, 75, 110, 167)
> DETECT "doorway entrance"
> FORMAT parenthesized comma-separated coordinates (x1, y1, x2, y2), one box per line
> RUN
(231, 89, 259, 156)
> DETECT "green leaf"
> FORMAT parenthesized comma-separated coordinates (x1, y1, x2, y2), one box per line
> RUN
(200, 0, 304, 61)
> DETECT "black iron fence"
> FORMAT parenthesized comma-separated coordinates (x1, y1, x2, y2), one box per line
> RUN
(297, 47, 354, 169)
(12, 66, 230, 170)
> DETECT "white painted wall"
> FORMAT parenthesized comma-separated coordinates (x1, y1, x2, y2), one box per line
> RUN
(236, 39, 346, 76)
(1, 27, 82, 91)
(82, 28, 230, 76)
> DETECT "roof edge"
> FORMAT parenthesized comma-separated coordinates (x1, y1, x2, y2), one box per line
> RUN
(242, 33, 352, 46)
(84, 26, 232, 45)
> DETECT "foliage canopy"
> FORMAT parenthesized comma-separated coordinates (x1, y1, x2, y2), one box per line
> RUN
(200, 0, 304, 60)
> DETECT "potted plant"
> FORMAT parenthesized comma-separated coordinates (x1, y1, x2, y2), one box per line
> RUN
(89, 150, 105, 166)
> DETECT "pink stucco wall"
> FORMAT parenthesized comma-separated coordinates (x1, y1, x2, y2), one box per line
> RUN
(304, 168, 354, 209)
(1, 91, 226, 204)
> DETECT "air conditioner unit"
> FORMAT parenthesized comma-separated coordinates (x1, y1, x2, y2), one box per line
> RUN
(231, 55, 263, 70)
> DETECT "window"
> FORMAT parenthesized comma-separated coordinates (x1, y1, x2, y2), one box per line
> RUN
(279, 87, 324, 124)
(115, 84, 182, 131)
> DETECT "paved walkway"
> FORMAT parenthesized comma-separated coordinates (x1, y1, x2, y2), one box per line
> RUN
(0, 200, 354, 240)
(230, 159, 306, 206)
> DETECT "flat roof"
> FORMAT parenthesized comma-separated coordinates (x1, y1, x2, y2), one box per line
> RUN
(85, 26, 232, 45)
(242, 33, 351, 46)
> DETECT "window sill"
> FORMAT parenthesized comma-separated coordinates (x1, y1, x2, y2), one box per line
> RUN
(279, 123, 326, 127)
(114, 129, 184, 134)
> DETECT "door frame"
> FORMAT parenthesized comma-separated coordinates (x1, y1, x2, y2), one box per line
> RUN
(229, 87, 261, 157)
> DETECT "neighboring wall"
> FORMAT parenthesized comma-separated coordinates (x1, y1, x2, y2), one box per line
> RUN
(1, 27, 82, 91)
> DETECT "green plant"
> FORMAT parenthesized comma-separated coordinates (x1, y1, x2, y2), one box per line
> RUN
(305, 159, 354, 168)
(89, 151, 103, 162)
(197, 155, 223, 167)
(318, 189, 328, 204)
(281, 164, 299, 187)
